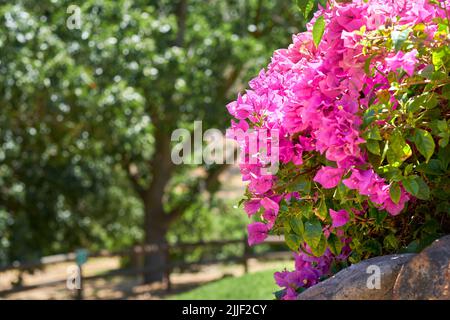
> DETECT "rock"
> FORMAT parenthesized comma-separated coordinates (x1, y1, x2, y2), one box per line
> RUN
(393, 235, 450, 300)
(297, 254, 415, 300)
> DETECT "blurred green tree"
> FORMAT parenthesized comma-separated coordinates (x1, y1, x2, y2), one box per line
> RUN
(0, 0, 304, 281)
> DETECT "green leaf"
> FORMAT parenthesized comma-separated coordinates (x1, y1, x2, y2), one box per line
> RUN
(279, 202, 289, 214)
(364, 239, 382, 256)
(418, 64, 434, 79)
(424, 95, 438, 109)
(389, 182, 401, 204)
(296, 0, 315, 19)
(273, 289, 286, 300)
(316, 199, 328, 220)
(304, 219, 324, 250)
(298, 201, 314, 219)
(432, 46, 450, 70)
(366, 126, 382, 140)
(288, 176, 311, 194)
(327, 233, 343, 256)
(406, 94, 428, 113)
(283, 220, 292, 233)
(407, 94, 437, 113)
(415, 177, 430, 200)
(439, 135, 449, 148)
(414, 129, 435, 162)
(366, 139, 380, 155)
(381, 140, 389, 164)
(403, 240, 420, 253)
(289, 217, 304, 236)
(312, 15, 326, 47)
(437, 120, 448, 132)
(379, 165, 403, 181)
(386, 130, 412, 166)
(402, 175, 429, 199)
(364, 54, 376, 76)
(363, 108, 376, 128)
(285, 234, 302, 252)
(369, 207, 387, 225)
(402, 176, 419, 196)
(404, 163, 414, 176)
(310, 234, 327, 257)
(391, 29, 410, 51)
(376, 210, 388, 225)
(416, 159, 444, 175)
(438, 144, 450, 170)
(384, 234, 399, 250)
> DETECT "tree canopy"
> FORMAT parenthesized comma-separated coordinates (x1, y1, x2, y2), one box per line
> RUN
(0, 0, 304, 266)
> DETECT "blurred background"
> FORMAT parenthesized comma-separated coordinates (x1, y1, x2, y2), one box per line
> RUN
(0, 0, 310, 299)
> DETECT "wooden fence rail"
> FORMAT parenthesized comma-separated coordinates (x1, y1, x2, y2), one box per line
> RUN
(0, 235, 286, 299)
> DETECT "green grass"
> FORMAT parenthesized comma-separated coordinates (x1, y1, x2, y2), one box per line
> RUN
(168, 269, 279, 300)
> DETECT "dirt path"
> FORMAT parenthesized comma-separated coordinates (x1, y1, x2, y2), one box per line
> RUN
(0, 257, 291, 300)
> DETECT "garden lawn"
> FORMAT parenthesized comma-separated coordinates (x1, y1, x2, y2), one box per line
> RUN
(169, 269, 279, 300)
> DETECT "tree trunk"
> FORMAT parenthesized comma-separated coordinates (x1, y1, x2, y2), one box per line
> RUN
(142, 130, 173, 284)
(139, 0, 188, 283)
(143, 212, 169, 283)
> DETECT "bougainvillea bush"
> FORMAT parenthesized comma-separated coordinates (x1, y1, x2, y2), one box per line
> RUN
(226, 0, 450, 300)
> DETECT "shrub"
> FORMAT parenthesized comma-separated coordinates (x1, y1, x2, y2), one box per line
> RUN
(226, 0, 450, 300)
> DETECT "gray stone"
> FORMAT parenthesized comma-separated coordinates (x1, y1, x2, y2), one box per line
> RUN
(297, 254, 415, 300)
(393, 235, 450, 300)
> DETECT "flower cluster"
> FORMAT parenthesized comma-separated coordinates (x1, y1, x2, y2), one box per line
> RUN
(226, 0, 448, 299)
(274, 235, 352, 300)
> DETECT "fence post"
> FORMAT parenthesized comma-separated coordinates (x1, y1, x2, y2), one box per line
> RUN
(76, 265, 83, 300)
(242, 236, 250, 274)
(75, 249, 88, 300)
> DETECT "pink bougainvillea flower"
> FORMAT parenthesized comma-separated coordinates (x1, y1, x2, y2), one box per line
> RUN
(291, 143, 304, 165)
(282, 287, 299, 300)
(226, 94, 254, 120)
(342, 168, 390, 203)
(379, 185, 410, 216)
(274, 267, 322, 299)
(247, 222, 269, 246)
(335, 4, 365, 32)
(248, 175, 273, 195)
(278, 139, 294, 164)
(274, 270, 289, 288)
(262, 209, 277, 228)
(229, 119, 249, 133)
(382, 196, 408, 216)
(262, 197, 282, 226)
(385, 49, 418, 77)
(313, 166, 345, 189)
(260, 197, 280, 213)
(244, 199, 261, 217)
(330, 209, 350, 228)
